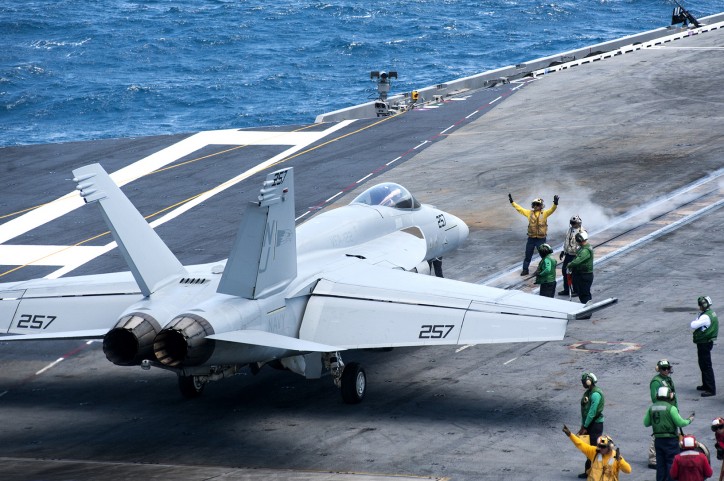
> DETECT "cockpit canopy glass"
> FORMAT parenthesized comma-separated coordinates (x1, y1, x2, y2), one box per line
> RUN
(351, 182, 421, 210)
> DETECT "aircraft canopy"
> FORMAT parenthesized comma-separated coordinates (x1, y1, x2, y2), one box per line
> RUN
(351, 183, 421, 210)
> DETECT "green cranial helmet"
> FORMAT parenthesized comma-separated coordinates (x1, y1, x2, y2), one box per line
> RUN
(698, 296, 712, 309)
(537, 243, 553, 256)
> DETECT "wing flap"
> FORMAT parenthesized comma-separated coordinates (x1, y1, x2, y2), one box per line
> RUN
(207, 329, 342, 352)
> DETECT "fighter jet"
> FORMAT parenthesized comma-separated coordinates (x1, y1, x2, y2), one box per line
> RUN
(0, 164, 615, 403)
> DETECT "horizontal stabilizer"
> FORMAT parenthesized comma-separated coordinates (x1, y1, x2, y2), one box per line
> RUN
(1, 329, 109, 341)
(72, 164, 186, 296)
(207, 329, 342, 353)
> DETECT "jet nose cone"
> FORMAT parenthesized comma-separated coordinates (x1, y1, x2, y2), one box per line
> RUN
(457, 216, 469, 243)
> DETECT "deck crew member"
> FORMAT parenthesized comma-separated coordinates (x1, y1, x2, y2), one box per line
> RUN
(534, 243, 556, 297)
(508, 193, 558, 276)
(691, 296, 718, 397)
(670, 435, 712, 481)
(578, 372, 605, 478)
(563, 427, 632, 481)
(567, 231, 594, 306)
(644, 386, 694, 481)
(559, 215, 585, 297)
(649, 360, 678, 468)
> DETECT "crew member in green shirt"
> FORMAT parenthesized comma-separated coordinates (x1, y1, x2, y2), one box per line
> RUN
(647, 360, 677, 469)
(577, 372, 605, 478)
(534, 243, 556, 298)
(644, 386, 694, 481)
(567, 231, 594, 306)
(691, 295, 718, 397)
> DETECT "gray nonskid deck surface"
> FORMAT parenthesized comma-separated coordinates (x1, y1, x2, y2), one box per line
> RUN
(1, 26, 723, 481)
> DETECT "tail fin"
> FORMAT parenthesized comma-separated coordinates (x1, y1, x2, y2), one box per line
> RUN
(73, 164, 185, 296)
(217, 167, 296, 299)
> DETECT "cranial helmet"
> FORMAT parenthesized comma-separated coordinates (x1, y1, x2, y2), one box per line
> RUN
(531, 198, 544, 208)
(698, 296, 713, 309)
(597, 435, 614, 449)
(570, 215, 582, 225)
(657, 386, 674, 401)
(711, 417, 724, 431)
(680, 435, 697, 450)
(575, 231, 589, 243)
(656, 359, 672, 372)
(581, 372, 597, 387)
(537, 243, 553, 256)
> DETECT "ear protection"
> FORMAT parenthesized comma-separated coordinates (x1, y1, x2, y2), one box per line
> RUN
(582, 372, 597, 387)
(655, 359, 672, 372)
(698, 296, 712, 309)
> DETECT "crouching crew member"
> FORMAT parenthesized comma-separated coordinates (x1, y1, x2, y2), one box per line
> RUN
(670, 435, 712, 481)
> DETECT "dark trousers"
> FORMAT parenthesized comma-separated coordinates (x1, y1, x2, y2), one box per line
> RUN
(654, 437, 680, 481)
(697, 341, 716, 394)
(572, 272, 594, 304)
(584, 421, 604, 473)
(523, 237, 546, 271)
(428, 258, 443, 278)
(539, 281, 556, 298)
(560, 253, 576, 293)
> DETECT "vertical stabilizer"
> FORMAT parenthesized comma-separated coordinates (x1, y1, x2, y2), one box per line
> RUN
(217, 167, 297, 299)
(72, 164, 185, 296)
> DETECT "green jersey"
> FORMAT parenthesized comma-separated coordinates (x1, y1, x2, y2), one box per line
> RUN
(644, 401, 691, 438)
(581, 387, 605, 428)
(569, 243, 593, 273)
(693, 308, 718, 343)
(535, 256, 557, 284)
(650, 374, 677, 408)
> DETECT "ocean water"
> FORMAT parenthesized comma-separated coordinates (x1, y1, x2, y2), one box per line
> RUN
(1, 0, 720, 147)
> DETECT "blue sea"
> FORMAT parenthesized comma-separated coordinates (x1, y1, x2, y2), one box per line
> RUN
(1, 0, 720, 147)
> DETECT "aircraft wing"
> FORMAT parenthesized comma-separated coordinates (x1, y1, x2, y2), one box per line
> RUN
(0, 272, 142, 336)
(299, 263, 616, 349)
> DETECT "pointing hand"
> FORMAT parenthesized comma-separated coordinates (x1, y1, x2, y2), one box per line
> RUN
(562, 425, 571, 436)
(508, 193, 514, 204)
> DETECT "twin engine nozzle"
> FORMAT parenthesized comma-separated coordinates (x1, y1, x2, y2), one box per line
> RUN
(102, 312, 215, 368)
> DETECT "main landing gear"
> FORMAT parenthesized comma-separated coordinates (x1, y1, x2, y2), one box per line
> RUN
(178, 374, 206, 398)
(326, 352, 366, 404)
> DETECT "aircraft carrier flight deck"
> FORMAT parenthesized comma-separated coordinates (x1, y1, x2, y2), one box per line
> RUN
(1, 14, 723, 481)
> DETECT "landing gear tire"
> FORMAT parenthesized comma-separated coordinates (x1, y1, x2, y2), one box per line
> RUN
(178, 375, 205, 398)
(340, 362, 366, 404)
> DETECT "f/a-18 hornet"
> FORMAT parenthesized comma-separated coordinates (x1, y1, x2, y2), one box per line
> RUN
(0, 164, 615, 403)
